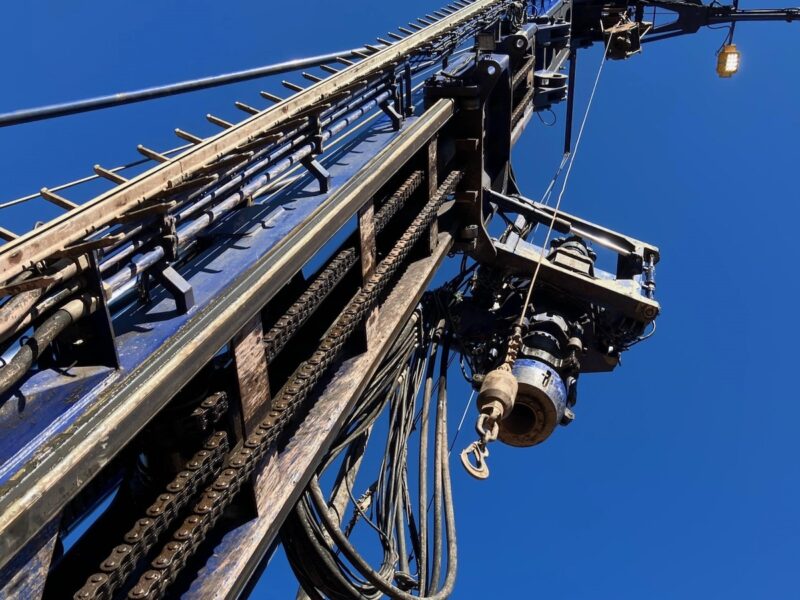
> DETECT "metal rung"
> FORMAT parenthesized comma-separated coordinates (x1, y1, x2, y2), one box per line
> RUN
(351, 50, 369, 59)
(113, 201, 176, 224)
(302, 72, 323, 83)
(93, 164, 127, 184)
(364, 44, 381, 53)
(388, 32, 405, 41)
(408, 23, 423, 30)
(336, 56, 355, 65)
(206, 114, 234, 129)
(376, 37, 392, 46)
(320, 64, 339, 74)
(425, 14, 440, 21)
(40, 187, 79, 210)
(281, 80, 305, 93)
(159, 174, 219, 197)
(0, 227, 17, 242)
(0, 274, 58, 295)
(260, 91, 283, 103)
(418, 17, 433, 25)
(235, 101, 260, 115)
(137, 144, 169, 162)
(174, 128, 204, 144)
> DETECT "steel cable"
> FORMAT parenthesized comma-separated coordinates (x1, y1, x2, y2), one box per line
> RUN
(517, 28, 615, 328)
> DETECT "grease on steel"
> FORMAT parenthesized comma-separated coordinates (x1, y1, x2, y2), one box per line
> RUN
(75, 171, 461, 600)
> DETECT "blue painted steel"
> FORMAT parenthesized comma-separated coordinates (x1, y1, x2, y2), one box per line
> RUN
(190, 2, 566, 593)
(512, 358, 567, 409)
(0, 517, 58, 595)
(0, 0, 569, 586)
(534, 0, 561, 15)
(0, 108, 415, 487)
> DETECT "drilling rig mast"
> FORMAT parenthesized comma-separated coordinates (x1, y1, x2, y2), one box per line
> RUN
(0, 1, 796, 598)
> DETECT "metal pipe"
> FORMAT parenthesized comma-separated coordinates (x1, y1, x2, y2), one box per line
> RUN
(97, 82, 393, 274)
(79, 38, 447, 301)
(175, 81, 391, 223)
(0, 290, 41, 345)
(0, 48, 371, 127)
(106, 88, 393, 299)
(104, 88, 393, 296)
(0, 277, 86, 346)
(176, 90, 392, 244)
(22, 47, 442, 319)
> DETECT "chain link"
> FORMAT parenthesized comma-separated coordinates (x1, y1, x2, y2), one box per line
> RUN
(125, 170, 462, 599)
(263, 170, 423, 363)
(74, 431, 230, 600)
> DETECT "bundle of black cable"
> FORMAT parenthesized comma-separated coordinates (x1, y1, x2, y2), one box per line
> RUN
(280, 308, 458, 600)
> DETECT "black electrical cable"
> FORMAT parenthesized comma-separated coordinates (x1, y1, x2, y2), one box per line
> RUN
(428, 334, 449, 595)
(283, 314, 423, 599)
(281, 303, 458, 599)
(305, 340, 457, 600)
(418, 320, 444, 595)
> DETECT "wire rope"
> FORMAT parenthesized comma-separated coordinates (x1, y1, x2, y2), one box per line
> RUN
(517, 32, 614, 327)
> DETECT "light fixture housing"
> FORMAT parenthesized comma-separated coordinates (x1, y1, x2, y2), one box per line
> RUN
(717, 43, 741, 77)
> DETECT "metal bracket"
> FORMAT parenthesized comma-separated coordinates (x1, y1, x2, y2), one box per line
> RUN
(85, 252, 120, 368)
(380, 99, 403, 130)
(153, 265, 195, 314)
(300, 156, 332, 193)
(297, 113, 332, 192)
(308, 113, 325, 155)
(160, 215, 179, 262)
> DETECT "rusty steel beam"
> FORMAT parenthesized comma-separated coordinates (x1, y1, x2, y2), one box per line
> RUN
(187, 230, 455, 600)
(0, 0, 507, 284)
(0, 99, 454, 572)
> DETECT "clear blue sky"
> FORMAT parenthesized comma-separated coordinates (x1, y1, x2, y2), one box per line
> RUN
(1, 1, 799, 599)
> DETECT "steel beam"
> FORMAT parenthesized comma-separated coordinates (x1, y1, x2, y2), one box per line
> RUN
(0, 99, 454, 572)
(186, 230, 454, 600)
(0, 0, 508, 284)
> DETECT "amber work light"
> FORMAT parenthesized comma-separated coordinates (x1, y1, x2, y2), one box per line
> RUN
(717, 43, 741, 77)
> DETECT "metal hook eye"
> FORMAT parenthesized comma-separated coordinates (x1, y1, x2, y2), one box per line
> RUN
(460, 442, 490, 480)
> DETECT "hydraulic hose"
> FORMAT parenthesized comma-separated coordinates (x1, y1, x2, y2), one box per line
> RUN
(0, 294, 98, 396)
(285, 311, 458, 600)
